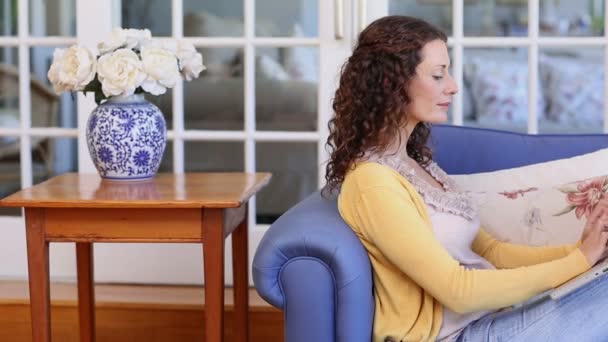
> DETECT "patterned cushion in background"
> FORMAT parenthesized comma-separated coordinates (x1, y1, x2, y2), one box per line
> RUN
(540, 55, 604, 127)
(466, 57, 545, 124)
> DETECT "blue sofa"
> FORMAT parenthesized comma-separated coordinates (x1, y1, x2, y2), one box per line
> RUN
(252, 124, 608, 342)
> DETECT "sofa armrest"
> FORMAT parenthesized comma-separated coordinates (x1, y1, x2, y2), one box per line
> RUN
(253, 192, 374, 342)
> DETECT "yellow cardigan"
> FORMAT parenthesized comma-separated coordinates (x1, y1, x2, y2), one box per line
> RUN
(337, 162, 590, 342)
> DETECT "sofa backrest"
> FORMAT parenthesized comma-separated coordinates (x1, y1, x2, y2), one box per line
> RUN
(430, 124, 608, 174)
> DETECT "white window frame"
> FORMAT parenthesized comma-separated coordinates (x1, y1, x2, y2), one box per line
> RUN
(0, 0, 350, 285)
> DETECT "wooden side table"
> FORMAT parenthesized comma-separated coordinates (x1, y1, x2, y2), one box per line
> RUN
(0, 173, 271, 342)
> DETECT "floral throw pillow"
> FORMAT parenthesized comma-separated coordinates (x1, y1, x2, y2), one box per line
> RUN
(466, 57, 545, 124)
(450, 147, 608, 193)
(540, 56, 604, 126)
(468, 175, 608, 247)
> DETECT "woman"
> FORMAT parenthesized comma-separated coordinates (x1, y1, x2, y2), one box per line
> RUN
(324, 15, 608, 342)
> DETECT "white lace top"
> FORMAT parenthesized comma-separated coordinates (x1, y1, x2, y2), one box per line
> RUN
(363, 153, 477, 220)
(364, 153, 497, 341)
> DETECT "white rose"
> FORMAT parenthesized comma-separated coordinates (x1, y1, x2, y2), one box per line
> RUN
(97, 48, 146, 97)
(47, 45, 97, 94)
(97, 28, 127, 55)
(97, 28, 151, 54)
(140, 45, 181, 95)
(176, 41, 205, 81)
(123, 28, 152, 49)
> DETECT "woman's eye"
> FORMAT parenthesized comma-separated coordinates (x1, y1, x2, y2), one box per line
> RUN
(433, 75, 443, 80)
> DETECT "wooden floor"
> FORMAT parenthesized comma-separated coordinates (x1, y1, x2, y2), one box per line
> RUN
(0, 281, 284, 342)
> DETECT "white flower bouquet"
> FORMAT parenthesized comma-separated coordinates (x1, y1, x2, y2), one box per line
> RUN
(47, 28, 205, 104)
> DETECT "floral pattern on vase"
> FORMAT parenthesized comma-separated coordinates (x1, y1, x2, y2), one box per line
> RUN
(86, 94, 166, 180)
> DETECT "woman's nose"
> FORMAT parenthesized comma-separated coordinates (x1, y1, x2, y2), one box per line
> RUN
(446, 75, 458, 95)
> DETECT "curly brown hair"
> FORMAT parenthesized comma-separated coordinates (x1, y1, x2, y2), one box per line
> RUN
(323, 16, 447, 196)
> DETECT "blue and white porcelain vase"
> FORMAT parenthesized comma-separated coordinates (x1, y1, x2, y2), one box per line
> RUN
(86, 94, 167, 181)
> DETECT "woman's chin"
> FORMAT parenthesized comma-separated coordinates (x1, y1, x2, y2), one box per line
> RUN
(427, 112, 449, 124)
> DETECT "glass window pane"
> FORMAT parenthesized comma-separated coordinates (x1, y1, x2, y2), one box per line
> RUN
(158, 140, 173, 173)
(0, 0, 17, 36)
(388, 0, 452, 36)
(255, 47, 318, 131)
(0, 47, 19, 127)
(464, 0, 528, 36)
(0, 46, 20, 215)
(184, 0, 243, 37)
(29, 0, 76, 36)
(0, 137, 21, 216)
(30, 47, 76, 128)
(540, 0, 604, 37)
(256, 0, 318, 37)
(121, 0, 171, 37)
(33, 137, 78, 184)
(147, 90, 172, 131)
(463, 48, 531, 133)
(256, 142, 317, 224)
(183, 47, 243, 131)
(185, 141, 244, 172)
(539, 47, 604, 133)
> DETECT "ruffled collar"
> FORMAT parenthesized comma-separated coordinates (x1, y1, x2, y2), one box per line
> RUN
(362, 153, 477, 221)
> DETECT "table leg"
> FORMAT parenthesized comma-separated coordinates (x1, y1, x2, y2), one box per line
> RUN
(76, 243, 96, 342)
(232, 204, 249, 342)
(25, 208, 51, 342)
(203, 208, 225, 342)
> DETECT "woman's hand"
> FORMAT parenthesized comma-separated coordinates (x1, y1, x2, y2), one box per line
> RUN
(579, 198, 608, 266)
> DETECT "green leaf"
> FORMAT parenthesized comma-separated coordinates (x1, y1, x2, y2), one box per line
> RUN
(553, 205, 576, 217)
(83, 77, 101, 93)
(555, 184, 578, 193)
(81, 76, 107, 105)
(94, 91, 107, 105)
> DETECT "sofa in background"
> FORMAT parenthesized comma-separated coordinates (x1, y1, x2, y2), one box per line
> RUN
(252, 124, 608, 342)
(0, 64, 58, 200)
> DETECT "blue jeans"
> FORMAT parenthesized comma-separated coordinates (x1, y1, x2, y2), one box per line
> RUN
(457, 275, 608, 342)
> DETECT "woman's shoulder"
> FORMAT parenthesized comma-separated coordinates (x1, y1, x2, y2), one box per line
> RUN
(338, 161, 419, 226)
(343, 161, 407, 191)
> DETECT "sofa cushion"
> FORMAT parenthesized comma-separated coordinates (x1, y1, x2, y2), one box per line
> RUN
(283, 24, 318, 82)
(183, 11, 279, 76)
(540, 55, 604, 126)
(467, 174, 607, 246)
(465, 56, 544, 124)
(449, 140, 608, 246)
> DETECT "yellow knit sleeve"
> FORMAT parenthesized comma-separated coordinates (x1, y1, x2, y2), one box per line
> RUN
(472, 229, 583, 269)
(341, 173, 591, 314)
